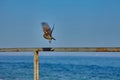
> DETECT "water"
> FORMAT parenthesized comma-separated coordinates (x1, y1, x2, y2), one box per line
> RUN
(0, 55, 120, 80)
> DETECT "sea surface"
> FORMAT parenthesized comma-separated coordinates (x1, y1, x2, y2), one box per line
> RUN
(0, 55, 120, 80)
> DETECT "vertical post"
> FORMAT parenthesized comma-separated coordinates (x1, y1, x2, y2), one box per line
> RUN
(34, 50, 39, 80)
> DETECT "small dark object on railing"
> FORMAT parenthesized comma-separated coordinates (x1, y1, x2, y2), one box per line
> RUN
(42, 48, 54, 51)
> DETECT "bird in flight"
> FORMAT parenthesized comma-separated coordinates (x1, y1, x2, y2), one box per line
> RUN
(41, 22, 56, 43)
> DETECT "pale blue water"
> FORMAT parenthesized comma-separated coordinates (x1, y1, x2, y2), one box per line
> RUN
(0, 55, 120, 80)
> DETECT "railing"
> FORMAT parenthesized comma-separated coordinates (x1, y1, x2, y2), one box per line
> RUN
(0, 47, 120, 80)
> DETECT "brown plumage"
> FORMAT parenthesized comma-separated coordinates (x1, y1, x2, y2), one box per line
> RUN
(41, 22, 55, 43)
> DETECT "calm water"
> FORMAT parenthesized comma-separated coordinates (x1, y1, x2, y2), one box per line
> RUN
(0, 55, 120, 80)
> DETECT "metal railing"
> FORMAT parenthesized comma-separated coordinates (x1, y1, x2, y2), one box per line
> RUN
(0, 47, 120, 80)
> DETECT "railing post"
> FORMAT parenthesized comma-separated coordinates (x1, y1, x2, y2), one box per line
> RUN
(34, 50, 39, 80)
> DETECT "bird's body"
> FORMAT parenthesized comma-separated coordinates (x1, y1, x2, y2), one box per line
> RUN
(42, 22, 55, 43)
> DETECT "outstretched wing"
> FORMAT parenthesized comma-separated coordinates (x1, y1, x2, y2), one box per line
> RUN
(41, 22, 52, 35)
(51, 24, 55, 34)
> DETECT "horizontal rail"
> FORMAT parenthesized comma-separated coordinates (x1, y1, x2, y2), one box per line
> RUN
(1, 47, 120, 80)
(0, 47, 120, 52)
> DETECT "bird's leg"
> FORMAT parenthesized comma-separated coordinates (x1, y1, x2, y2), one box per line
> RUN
(49, 40, 51, 43)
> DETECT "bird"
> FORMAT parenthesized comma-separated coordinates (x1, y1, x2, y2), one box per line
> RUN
(41, 22, 56, 43)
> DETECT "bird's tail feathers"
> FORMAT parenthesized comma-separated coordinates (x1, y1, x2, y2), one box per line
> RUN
(52, 37, 56, 40)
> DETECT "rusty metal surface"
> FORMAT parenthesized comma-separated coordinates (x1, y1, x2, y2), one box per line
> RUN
(0, 47, 120, 52)
(54, 47, 120, 52)
(34, 50, 39, 80)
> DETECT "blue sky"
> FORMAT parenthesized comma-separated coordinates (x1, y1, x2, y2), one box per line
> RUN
(0, 0, 120, 56)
